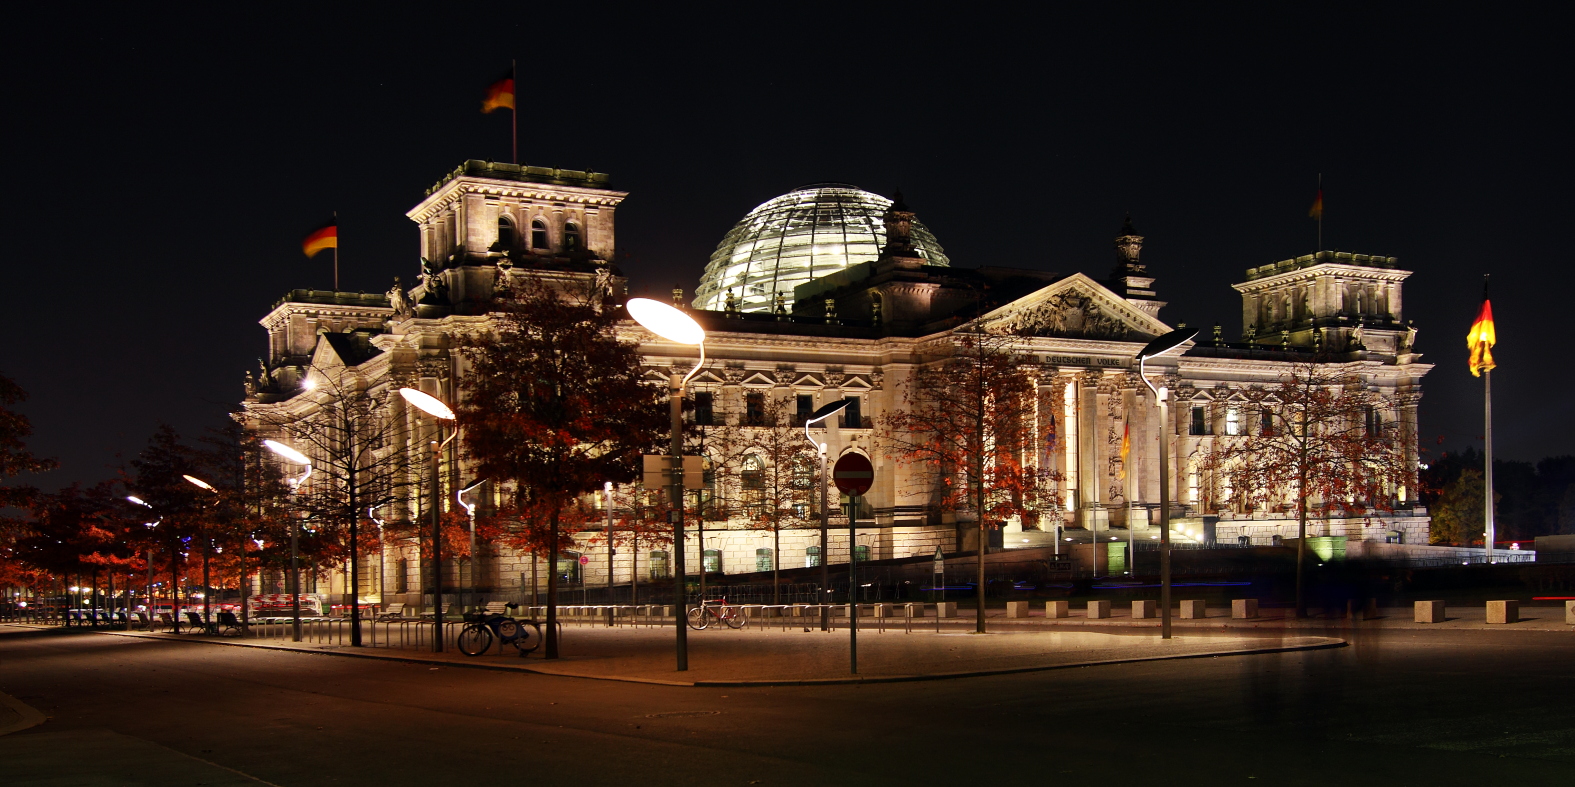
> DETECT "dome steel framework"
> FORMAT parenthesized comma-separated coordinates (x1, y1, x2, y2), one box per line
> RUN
(693, 184, 949, 312)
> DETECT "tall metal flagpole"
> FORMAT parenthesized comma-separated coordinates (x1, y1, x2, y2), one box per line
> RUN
(511, 60, 518, 165)
(1485, 366, 1494, 562)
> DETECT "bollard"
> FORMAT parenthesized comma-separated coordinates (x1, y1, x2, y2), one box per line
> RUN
(1087, 600, 1110, 619)
(1131, 600, 1156, 619)
(1414, 600, 1445, 624)
(1006, 601, 1031, 618)
(1179, 600, 1206, 619)
(1486, 600, 1519, 624)
(1045, 600, 1070, 618)
(1232, 599, 1258, 619)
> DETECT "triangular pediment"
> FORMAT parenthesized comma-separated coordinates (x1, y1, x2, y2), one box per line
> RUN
(973, 273, 1170, 341)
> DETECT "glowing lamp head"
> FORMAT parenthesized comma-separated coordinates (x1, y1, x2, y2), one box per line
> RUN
(183, 475, 215, 492)
(399, 388, 456, 420)
(626, 298, 705, 345)
(263, 439, 311, 466)
(126, 495, 148, 507)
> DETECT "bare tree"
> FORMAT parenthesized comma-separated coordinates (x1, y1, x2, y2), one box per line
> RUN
(1200, 360, 1412, 617)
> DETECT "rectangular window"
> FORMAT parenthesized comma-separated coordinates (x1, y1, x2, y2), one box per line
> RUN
(694, 392, 713, 426)
(648, 551, 669, 580)
(1225, 408, 1241, 436)
(1190, 406, 1209, 436)
(1261, 411, 1274, 436)
(796, 394, 813, 425)
(395, 558, 408, 594)
(702, 549, 722, 574)
(756, 548, 773, 572)
(746, 391, 765, 425)
(555, 552, 582, 585)
(853, 544, 870, 562)
(805, 546, 821, 568)
(842, 396, 862, 428)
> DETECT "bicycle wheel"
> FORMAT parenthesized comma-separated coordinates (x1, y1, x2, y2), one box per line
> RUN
(456, 623, 492, 656)
(687, 607, 709, 630)
(722, 607, 744, 629)
(512, 622, 542, 655)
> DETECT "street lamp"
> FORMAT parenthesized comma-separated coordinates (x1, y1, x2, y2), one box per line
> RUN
(264, 439, 312, 642)
(399, 387, 458, 653)
(456, 478, 487, 614)
(1136, 327, 1197, 641)
(183, 475, 219, 632)
(128, 496, 161, 631)
(803, 399, 852, 635)
(626, 296, 704, 672)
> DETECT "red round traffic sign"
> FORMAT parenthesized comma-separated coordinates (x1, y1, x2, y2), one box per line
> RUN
(832, 453, 874, 496)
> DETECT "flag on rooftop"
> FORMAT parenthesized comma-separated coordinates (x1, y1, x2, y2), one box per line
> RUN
(1308, 188, 1324, 220)
(302, 219, 337, 258)
(481, 73, 514, 113)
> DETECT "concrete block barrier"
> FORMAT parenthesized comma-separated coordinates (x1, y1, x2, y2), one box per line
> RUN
(1567, 600, 1574, 625)
(1486, 600, 1519, 624)
(1006, 601, 1031, 618)
(906, 603, 925, 617)
(1232, 599, 1258, 619)
(1179, 600, 1206, 619)
(936, 602, 958, 618)
(874, 604, 893, 618)
(1131, 600, 1156, 619)
(1414, 600, 1445, 623)
(1045, 600, 1070, 618)
(1087, 600, 1110, 619)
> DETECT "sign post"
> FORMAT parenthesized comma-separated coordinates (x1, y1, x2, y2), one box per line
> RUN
(932, 546, 944, 604)
(833, 452, 874, 675)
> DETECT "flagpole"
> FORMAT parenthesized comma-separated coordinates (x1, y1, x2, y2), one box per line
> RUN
(1482, 274, 1494, 562)
(511, 59, 518, 165)
(1316, 173, 1323, 251)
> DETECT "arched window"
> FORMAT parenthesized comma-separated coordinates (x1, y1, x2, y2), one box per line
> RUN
(564, 222, 582, 250)
(497, 216, 515, 248)
(530, 219, 549, 250)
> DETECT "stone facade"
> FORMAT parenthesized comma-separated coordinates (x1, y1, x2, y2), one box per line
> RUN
(241, 161, 1433, 605)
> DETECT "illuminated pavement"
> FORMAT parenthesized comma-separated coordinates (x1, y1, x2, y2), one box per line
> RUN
(2, 624, 1572, 785)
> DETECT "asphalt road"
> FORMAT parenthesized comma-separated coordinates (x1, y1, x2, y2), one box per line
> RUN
(2, 624, 1571, 786)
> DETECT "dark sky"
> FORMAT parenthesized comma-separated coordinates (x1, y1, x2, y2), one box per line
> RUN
(5, 5, 1571, 488)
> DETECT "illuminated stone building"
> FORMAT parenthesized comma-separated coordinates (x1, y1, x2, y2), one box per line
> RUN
(242, 161, 1432, 606)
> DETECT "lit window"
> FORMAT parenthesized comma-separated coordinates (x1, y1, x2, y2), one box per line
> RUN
(648, 550, 669, 580)
(756, 548, 773, 572)
(565, 222, 582, 250)
(702, 549, 722, 574)
(530, 219, 549, 250)
(805, 545, 822, 568)
(1225, 408, 1241, 436)
(854, 544, 870, 562)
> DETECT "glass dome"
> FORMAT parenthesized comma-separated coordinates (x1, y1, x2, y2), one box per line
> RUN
(693, 184, 949, 312)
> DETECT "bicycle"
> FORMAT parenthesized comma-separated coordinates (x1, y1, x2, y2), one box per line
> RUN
(456, 604, 542, 657)
(687, 598, 745, 630)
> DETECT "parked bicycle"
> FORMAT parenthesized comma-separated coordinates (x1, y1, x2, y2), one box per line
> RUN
(456, 604, 542, 657)
(687, 598, 744, 630)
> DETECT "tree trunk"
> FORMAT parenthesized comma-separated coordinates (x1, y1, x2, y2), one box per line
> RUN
(546, 506, 560, 659)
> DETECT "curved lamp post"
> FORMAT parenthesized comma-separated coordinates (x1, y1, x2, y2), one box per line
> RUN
(127, 496, 162, 631)
(399, 387, 457, 653)
(626, 297, 704, 672)
(183, 475, 220, 632)
(456, 478, 487, 614)
(264, 439, 312, 642)
(1136, 327, 1197, 641)
(803, 399, 852, 634)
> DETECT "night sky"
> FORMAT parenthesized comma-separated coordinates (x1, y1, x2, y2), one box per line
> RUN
(5, 5, 1571, 489)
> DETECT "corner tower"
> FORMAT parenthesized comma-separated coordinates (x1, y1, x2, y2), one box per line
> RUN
(1232, 251, 1414, 355)
(1105, 217, 1164, 318)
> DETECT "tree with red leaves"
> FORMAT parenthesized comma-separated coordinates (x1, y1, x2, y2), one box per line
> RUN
(1199, 360, 1412, 617)
(881, 330, 1044, 633)
(458, 274, 666, 658)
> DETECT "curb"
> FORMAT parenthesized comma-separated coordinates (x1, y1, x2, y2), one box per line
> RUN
(0, 691, 46, 736)
(7, 623, 1342, 688)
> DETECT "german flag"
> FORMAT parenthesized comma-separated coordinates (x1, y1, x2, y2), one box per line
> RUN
(481, 73, 514, 113)
(1308, 189, 1324, 220)
(302, 220, 337, 258)
(1467, 295, 1496, 377)
(1117, 422, 1130, 479)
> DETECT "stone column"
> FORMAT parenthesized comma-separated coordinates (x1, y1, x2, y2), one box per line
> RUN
(1077, 369, 1102, 528)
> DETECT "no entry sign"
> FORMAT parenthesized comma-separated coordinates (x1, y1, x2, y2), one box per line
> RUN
(832, 453, 874, 496)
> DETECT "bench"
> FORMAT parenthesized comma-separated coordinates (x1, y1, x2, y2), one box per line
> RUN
(216, 611, 244, 636)
(375, 602, 409, 621)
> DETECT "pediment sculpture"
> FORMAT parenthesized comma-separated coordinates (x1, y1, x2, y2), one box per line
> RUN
(985, 289, 1137, 340)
